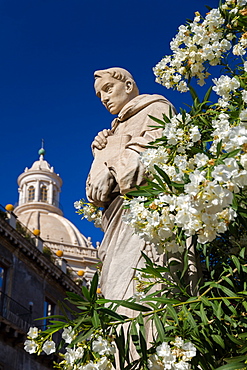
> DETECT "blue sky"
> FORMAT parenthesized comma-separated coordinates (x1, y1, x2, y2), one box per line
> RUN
(0, 0, 217, 244)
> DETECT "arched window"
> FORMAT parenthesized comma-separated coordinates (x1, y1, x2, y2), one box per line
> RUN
(28, 186, 35, 201)
(41, 186, 48, 202)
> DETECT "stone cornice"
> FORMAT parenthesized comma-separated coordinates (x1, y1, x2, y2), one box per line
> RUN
(0, 217, 81, 294)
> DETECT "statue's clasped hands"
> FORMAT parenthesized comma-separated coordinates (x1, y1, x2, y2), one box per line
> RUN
(92, 129, 112, 151)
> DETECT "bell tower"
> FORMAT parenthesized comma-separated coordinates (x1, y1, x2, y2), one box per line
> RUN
(15, 145, 63, 216)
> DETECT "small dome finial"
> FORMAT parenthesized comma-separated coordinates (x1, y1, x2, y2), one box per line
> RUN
(38, 139, 46, 157)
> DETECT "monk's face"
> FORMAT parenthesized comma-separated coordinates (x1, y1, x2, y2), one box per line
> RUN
(94, 75, 132, 115)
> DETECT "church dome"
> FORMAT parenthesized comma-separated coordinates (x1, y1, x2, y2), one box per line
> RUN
(16, 210, 89, 248)
(14, 146, 99, 281)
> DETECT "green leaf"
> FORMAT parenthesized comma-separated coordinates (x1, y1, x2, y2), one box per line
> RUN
(216, 140, 222, 157)
(66, 292, 84, 302)
(89, 272, 99, 298)
(153, 165, 172, 190)
(153, 174, 167, 190)
(36, 314, 66, 320)
(154, 313, 165, 341)
(222, 276, 234, 288)
(225, 355, 247, 363)
(221, 148, 241, 159)
(231, 255, 241, 273)
(226, 334, 243, 345)
(97, 307, 125, 321)
(130, 321, 141, 355)
(96, 299, 151, 312)
(212, 334, 225, 349)
(114, 326, 126, 370)
(200, 296, 212, 307)
(216, 301, 223, 320)
(137, 313, 145, 338)
(189, 85, 199, 102)
(218, 285, 238, 297)
(240, 247, 246, 259)
(166, 304, 178, 324)
(148, 114, 166, 125)
(92, 310, 100, 328)
(81, 286, 90, 301)
(72, 316, 91, 331)
(77, 305, 90, 310)
(147, 178, 164, 191)
(214, 361, 247, 370)
(180, 249, 188, 279)
(139, 330, 147, 363)
(203, 86, 212, 103)
(71, 327, 95, 345)
(200, 303, 208, 325)
(48, 320, 67, 326)
(141, 252, 154, 266)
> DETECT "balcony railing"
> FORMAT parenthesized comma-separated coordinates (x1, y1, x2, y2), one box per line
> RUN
(0, 291, 32, 331)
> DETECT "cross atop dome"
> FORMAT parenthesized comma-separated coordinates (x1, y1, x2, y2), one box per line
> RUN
(38, 139, 46, 158)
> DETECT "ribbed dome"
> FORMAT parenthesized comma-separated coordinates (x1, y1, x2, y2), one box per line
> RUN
(17, 210, 89, 247)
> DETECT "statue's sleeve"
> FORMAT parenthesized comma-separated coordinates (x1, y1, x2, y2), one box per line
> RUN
(109, 101, 175, 194)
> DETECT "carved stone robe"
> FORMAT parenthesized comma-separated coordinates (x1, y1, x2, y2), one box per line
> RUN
(86, 94, 177, 300)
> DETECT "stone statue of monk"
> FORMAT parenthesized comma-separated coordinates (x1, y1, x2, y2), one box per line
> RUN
(86, 67, 177, 301)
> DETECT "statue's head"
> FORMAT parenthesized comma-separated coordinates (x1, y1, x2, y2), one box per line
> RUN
(94, 67, 139, 115)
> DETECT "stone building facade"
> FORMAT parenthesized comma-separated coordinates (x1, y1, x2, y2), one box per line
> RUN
(0, 209, 81, 369)
(0, 149, 100, 369)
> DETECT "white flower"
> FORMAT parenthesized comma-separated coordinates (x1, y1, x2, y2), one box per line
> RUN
(157, 342, 176, 366)
(156, 341, 172, 357)
(79, 361, 98, 370)
(92, 336, 115, 356)
(240, 108, 247, 122)
(244, 61, 247, 72)
(194, 153, 208, 167)
(237, 0, 247, 6)
(182, 341, 197, 359)
(174, 361, 191, 370)
(190, 126, 201, 142)
(233, 43, 246, 56)
(212, 164, 233, 183)
(232, 170, 247, 188)
(177, 80, 189, 92)
(240, 153, 247, 169)
(148, 354, 164, 370)
(173, 337, 184, 348)
(27, 327, 39, 339)
(212, 75, 240, 100)
(62, 326, 75, 344)
(242, 90, 247, 103)
(64, 346, 84, 365)
(165, 240, 184, 254)
(24, 339, 38, 354)
(42, 340, 56, 355)
(74, 200, 82, 209)
(97, 357, 113, 370)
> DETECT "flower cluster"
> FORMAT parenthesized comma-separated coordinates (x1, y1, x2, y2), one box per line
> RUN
(24, 327, 115, 370)
(74, 199, 102, 228)
(212, 75, 240, 107)
(153, 0, 247, 91)
(123, 101, 247, 252)
(24, 327, 56, 355)
(148, 337, 196, 370)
